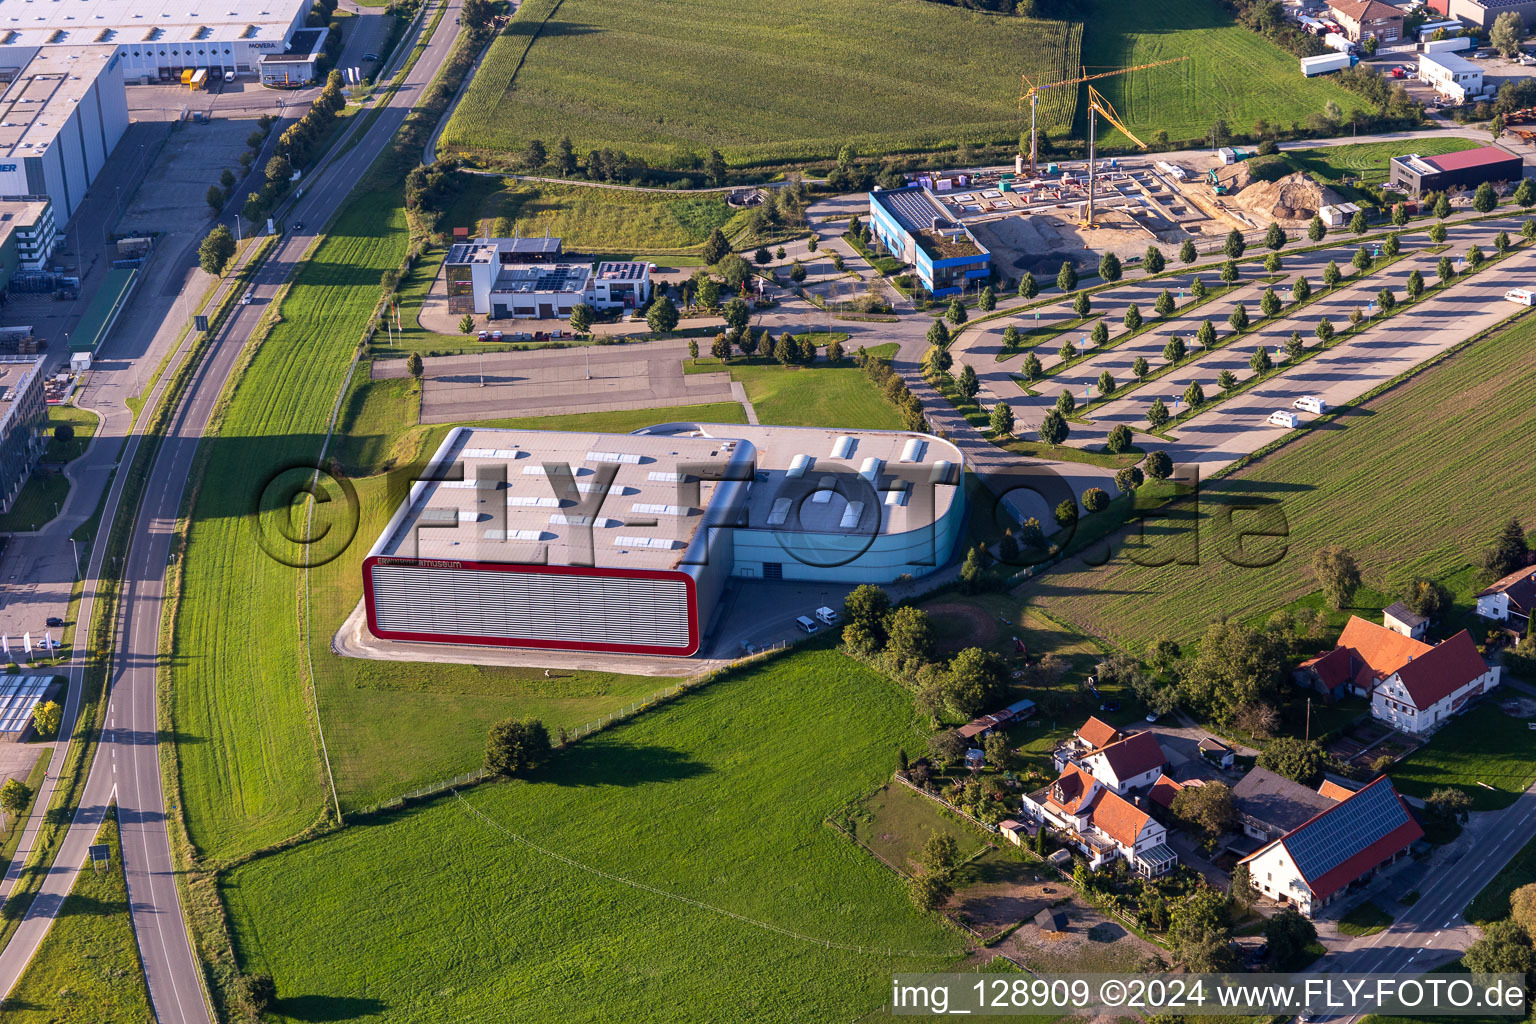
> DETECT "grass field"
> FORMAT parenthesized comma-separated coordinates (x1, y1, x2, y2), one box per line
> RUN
(847, 782, 990, 877)
(1466, 832, 1536, 923)
(1080, 0, 1358, 147)
(0, 404, 102, 533)
(1389, 702, 1536, 811)
(1031, 311, 1536, 651)
(223, 650, 963, 1023)
(442, 0, 1082, 166)
(452, 177, 747, 254)
(686, 354, 906, 430)
(1281, 138, 1482, 190)
(1, 810, 153, 1023)
(170, 189, 412, 862)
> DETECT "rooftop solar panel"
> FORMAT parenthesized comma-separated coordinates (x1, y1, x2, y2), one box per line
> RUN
(1283, 779, 1413, 883)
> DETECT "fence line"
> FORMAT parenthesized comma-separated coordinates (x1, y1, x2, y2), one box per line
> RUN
(892, 771, 999, 834)
(356, 642, 790, 815)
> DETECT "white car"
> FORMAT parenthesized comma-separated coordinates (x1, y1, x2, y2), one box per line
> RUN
(1145, 712, 1160, 723)
(1293, 395, 1327, 414)
(1268, 410, 1299, 428)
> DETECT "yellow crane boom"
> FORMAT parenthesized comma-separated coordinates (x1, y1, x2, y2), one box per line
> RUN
(1083, 85, 1145, 226)
(1019, 56, 1186, 173)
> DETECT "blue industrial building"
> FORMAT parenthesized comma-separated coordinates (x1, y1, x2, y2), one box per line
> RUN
(867, 185, 990, 298)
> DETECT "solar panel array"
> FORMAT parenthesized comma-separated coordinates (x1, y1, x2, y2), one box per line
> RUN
(0, 675, 50, 733)
(1283, 781, 1410, 882)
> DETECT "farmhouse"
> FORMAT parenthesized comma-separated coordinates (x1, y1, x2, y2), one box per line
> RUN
(1296, 615, 1432, 700)
(1326, 0, 1404, 42)
(1022, 763, 1180, 876)
(1475, 565, 1536, 627)
(1052, 718, 1167, 795)
(1231, 766, 1338, 842)
(1369, 629, 1498, 735)
(361, 422, 965, 656)
(1238, 776, 1422, 917)
(1390, 146, 1521, 197)
(1297, 617, 1497, 733)
(867, 185, 990, 298)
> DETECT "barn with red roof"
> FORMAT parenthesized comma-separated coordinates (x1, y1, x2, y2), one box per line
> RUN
(1238, 776, 1422, 917)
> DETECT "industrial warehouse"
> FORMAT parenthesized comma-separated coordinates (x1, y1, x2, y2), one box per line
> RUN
(360, 423, 966, 657)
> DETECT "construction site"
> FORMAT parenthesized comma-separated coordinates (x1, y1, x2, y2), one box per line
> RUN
(911, 58, 1349, 277)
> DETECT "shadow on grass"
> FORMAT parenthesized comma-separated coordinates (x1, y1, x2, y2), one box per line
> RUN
(277, 995, 389, 1022)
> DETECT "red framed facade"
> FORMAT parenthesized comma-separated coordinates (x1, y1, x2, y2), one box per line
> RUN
(362, 556, 700, 656)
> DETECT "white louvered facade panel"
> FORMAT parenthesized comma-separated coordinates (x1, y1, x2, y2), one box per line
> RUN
(368, 564, 693, 650)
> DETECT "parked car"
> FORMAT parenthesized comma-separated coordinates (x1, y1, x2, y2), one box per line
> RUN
(45, 616, 63, 628)
(223, 70, 236, 83)
(815, 606, 840, 626)
(292, 221, 302, 231)
(1505, 287, 1536, 306)
(795, 615, 818, 634)
(1145, 711, 1160, 723)
(1099, 700, 1121, 712)
(490, 330, 504, 342)
(477, 330, 489, 341)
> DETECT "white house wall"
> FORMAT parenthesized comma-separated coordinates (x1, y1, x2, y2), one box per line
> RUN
(1247, 841, 1314, 915)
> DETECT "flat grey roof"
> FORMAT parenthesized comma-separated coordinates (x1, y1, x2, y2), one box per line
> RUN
(0, 0, 305, 44)
(1420, 51, 1480, 75)
(369, 424, 963, 572)
(0, 46, 118, 158)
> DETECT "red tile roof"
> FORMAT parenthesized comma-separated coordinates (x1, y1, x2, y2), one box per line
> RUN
(1317, 779, 1355, 801)
(1393, 629, 1488, 710)
(1299, 645, 1356, 692)
(1148, 774, 1184, 810)
(1332, 616, 1431, 691)
(1089, 789, 1153, 848)
(1478, 565, 1536, 614)
(1095, 730, 1166, 782)
(1078, 716, 1120, 749)
(1425, 146, 1522, 174)
(1046, 763, 1099, 815)
(1328, 0, 1402, 21)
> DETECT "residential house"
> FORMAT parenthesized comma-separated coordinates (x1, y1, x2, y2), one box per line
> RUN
(1475, 566, 1536, 629)
(1369, 629, 1498, 735)
(1238, 776, 1423, 917)
(1052, 716, 1167, 795)
(1296, 615, 1432, 701)
(1327, 0, 1404, 42)
(1382, 602, 1429, 640)
(1022, 763, 1180, 876)
(1231, 767, 1338, 842)
(1198, 737, 1235, 769)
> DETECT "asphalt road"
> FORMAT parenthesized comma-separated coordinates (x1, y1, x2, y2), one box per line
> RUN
(0, 0, 462, 1014)
(1324, 782, 1536, 1024)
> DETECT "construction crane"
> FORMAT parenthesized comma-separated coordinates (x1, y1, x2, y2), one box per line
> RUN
(1018, 57, 1187, 175)
(1082, 85, 1146, 226)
